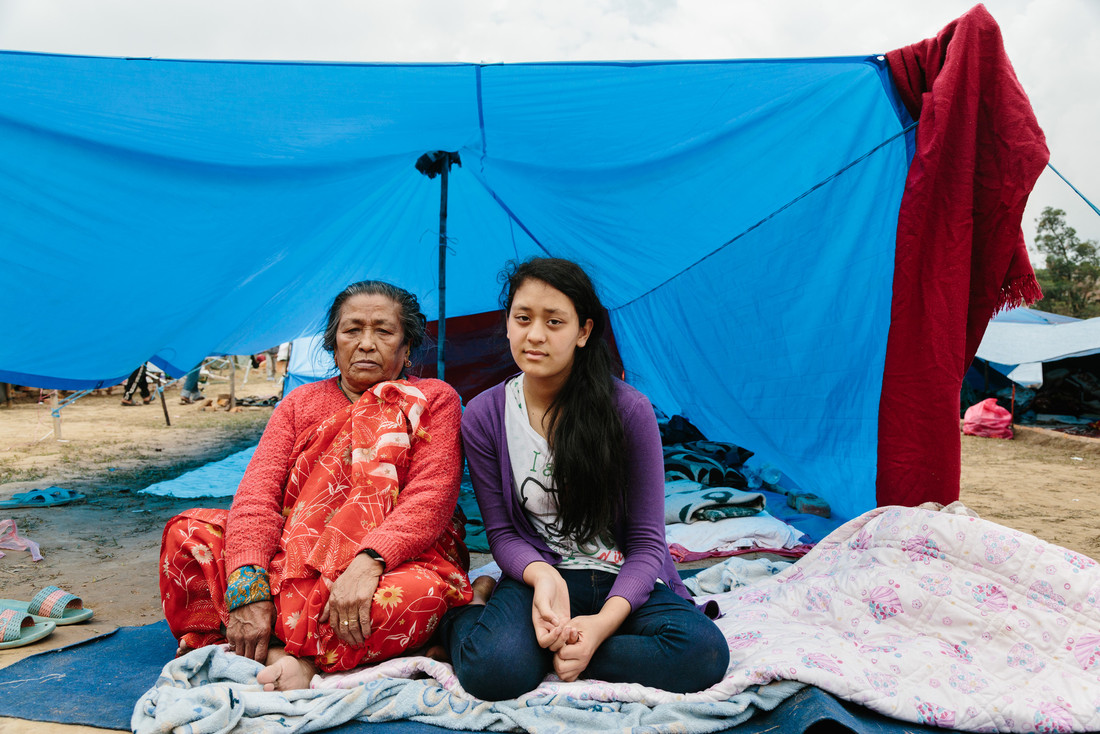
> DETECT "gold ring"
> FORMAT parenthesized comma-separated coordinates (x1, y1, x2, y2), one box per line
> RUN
(342, 621, 349, 626)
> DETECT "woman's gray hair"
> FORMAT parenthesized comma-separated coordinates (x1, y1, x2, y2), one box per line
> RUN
(320, 281, 427, 356)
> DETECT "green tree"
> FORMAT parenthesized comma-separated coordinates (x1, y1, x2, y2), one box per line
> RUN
(1032, 207, 1100, 318)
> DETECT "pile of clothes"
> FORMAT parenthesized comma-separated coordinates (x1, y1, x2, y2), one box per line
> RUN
(658, 415, 827, 561)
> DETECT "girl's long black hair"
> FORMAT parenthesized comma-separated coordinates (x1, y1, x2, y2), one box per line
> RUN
(501, 258, 629, 546)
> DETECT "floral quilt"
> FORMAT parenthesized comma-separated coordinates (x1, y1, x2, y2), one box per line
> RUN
(700, 505, 1100, 732)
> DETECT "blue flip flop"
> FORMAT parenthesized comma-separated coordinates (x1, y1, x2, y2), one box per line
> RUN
(0, 487, 85, 509)
(0, 608, 55, 649)
(0, 586, 94, 625)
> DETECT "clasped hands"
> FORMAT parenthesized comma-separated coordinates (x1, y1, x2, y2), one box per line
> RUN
(528, 563, 627, 682)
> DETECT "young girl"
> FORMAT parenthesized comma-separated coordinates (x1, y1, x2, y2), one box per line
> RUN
(439, 257, 728, 701)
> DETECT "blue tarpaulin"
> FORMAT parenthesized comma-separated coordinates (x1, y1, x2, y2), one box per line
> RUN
(976, 307, 1100, 388)
(2, 50, 914, 518)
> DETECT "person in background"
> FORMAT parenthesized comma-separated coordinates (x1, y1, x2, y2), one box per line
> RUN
(264, 346, 279, 381)
(179, 362, 205, 405)
(121, 364, 154, 406)
(276, 342, 291, 379)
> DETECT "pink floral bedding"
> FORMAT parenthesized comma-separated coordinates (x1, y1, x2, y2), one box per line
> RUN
(707, 505, 1100, 731)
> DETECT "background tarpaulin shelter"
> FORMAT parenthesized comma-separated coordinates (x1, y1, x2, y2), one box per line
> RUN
(0, 5, 1043, 519)
(976, 307, 1099, 388)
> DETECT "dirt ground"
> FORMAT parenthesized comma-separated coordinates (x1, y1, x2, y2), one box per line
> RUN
(0, 372, 278, 665)
(0, 378, 1097, 733)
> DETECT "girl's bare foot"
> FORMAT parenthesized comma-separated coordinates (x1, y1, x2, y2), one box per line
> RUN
(471, 575, 496, 606)
(256, 647, 318, 691)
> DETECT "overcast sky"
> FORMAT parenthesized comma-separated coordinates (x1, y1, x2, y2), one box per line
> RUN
(1, 0, 1096, 257)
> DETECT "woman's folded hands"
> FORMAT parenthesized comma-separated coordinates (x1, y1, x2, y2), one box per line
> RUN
(323, 553, 385, 647)
(526, 562, 574, 650)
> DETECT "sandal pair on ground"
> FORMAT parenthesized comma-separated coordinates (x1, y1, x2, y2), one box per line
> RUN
(0, 586, 95, 650)
(0, 487, 84, 510)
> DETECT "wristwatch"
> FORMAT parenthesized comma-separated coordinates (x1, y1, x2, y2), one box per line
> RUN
(361, 548, 386, 571)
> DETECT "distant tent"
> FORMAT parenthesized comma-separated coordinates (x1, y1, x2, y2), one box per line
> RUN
(968, 308, 1100, 425)
(0, 6, 1047, 519)
(976, 308, 1100, 388)
(283, 335, 328, 396)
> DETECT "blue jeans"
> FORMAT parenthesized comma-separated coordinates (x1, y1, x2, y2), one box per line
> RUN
(438, 569, 729, 701)
(182, 366, 201, 394)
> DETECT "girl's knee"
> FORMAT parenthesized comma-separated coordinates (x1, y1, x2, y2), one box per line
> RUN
(449, 621, 547, 700)
(458, 661, 546, 701)
(684, 619, 730, 689)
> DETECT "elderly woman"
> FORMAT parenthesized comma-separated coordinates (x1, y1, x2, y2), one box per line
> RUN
(159, 281, 471, 691)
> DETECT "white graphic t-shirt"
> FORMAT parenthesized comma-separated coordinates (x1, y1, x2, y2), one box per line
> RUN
(504, 375, 624, 573)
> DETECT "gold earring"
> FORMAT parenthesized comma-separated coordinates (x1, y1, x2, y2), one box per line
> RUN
(404, 357, 412, 368)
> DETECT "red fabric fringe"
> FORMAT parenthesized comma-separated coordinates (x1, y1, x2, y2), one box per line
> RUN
(996, 274, 1044, 315)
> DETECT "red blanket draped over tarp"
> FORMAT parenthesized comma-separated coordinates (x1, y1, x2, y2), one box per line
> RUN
(877, 3, 1047, 507)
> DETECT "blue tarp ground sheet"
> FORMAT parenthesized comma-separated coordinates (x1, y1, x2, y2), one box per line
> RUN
(0, 621, 941, 734)
(140, 445, 256, 498)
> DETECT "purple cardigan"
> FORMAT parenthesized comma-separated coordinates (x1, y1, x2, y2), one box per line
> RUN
(461, 376, 691, 611)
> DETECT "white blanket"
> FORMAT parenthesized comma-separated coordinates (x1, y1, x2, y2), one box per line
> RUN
(665, 511, 805, 552)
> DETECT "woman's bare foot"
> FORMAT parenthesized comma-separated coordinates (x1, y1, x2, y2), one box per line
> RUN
(175, 641, 192, 657)
(471, 575, 496, 606)
(256, 647, 319, 691)
(421, 643, 449, 661)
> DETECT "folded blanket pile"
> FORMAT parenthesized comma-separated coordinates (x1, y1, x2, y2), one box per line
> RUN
(664, 479, 765, 524)
(663, 440, 755, 489)
(660, 436, 811, 558)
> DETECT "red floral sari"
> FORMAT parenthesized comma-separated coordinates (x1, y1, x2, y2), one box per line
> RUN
(160, 380, 471, 671)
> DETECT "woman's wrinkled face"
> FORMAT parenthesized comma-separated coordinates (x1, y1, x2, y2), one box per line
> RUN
(334, 293, 408, 395)
(506, 278, 592, 386)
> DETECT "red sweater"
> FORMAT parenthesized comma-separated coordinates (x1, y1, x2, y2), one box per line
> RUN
(224, 376, 463, 574)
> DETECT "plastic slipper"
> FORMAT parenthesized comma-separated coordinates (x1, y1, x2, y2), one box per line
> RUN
(0, 608, 55, 649)
(0, 585, 94, 625)
(0, 487, 85, 509)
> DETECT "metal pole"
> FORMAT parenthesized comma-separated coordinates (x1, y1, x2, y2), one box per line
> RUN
(159, 385, 171, 426)
(437, 158, 449, 381)
(51, 390, 61, 441)
(229, 357, 237, 411)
